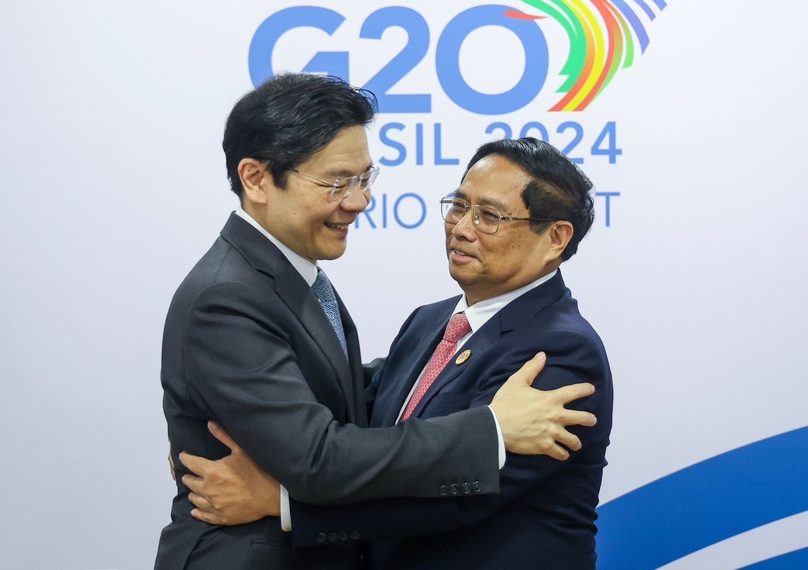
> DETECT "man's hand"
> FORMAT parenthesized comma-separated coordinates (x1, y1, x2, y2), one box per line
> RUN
(179, 421, 281, 525)
(490, 352, 596, 460)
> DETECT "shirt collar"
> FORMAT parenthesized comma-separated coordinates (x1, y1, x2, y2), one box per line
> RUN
(452, 269, 558, 334)
(235, 207, 318, 287)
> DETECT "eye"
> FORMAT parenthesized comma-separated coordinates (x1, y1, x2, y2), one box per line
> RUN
(450, 200, 468, 214)
(479, 208, 500, 224)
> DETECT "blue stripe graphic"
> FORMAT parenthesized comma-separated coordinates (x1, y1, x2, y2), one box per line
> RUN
(632, 0, 657, 20)
(596, 426, 808, 569)
(611, 0, 651, 52)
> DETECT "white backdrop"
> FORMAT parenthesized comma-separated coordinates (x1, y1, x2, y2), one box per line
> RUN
(2, 1, 807, 569)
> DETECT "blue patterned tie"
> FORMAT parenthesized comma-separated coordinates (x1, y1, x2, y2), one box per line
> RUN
(311, 268, 349, 358)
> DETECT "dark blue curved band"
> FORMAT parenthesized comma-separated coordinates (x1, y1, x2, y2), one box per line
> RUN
(596, 426, 808, 569)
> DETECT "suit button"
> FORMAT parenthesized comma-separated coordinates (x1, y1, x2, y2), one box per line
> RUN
(471, 480, 483, 493)
(328, 532, 338, 542)
(339, 532, 349, 541)
(449, 484, 460, 495)
(316, 533, 327, 543)
(462, 482, 471, 495)
(350, 531, 361, 541)
(439, 485, 449, 496)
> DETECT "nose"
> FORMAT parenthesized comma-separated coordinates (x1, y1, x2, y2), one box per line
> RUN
(451, 207, 477, 241)
(341, 188, 371, 212)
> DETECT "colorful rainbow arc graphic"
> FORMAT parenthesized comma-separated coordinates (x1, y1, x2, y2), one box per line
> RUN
(506, 0, 667, 111)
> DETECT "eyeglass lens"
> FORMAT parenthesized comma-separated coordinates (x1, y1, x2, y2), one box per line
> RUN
(332, 167, 378, 198)
(441, 199, 501, 233)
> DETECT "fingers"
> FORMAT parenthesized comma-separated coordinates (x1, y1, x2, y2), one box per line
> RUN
(182, 473, 205, 496)
(505, 352, 547, 388)
(519, 384, 596, 424)
(531, 351, 547, 365)
(552, 382, 596, 406)
(189, 492, 223, 525)
(191, 508, 220, 525)
(179, 451, 215, 477)
(188, 491, 213, 511)
(507, 436, 573, 459)
(564, 409, 597, 428)
(544, 444, 571, 462)
(185, 479, 226, 524)
(553, 428, 583, 452)
(208, 421, 240, 452)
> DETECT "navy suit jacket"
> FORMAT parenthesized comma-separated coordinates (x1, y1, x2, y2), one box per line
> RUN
(155, 214, 501, 570)
(290, 271, 613, 569)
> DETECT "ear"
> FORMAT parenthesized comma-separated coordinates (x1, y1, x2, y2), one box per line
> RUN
(547, 221, 574, 259)
(238, 158, 271, 206)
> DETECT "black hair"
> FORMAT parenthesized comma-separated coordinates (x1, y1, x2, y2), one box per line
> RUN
(222, 73, 378, 199)
(463, 137, 595, 260)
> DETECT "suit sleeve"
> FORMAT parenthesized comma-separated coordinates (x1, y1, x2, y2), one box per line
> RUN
(288, 329, 611, 545)
(181, 281, 500, 506)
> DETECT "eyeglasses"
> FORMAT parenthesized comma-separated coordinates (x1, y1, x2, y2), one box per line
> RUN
(440, 197, 559, 235)
(283, 165, 379, 200)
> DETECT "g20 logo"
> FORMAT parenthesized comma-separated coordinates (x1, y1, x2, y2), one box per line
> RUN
(248, 2, 667, 114)
(248, 5, 548, 115)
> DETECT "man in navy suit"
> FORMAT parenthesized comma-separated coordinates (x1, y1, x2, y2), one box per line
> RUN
(183, 137, 612, 569)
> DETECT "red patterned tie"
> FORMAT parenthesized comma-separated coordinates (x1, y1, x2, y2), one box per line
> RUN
(401, 312, 471, 421)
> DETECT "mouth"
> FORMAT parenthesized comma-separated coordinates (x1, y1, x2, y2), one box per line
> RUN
(325, 222, 350, 231)
(449, 246, 477, 262)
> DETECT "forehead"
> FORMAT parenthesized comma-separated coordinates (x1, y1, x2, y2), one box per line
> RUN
(457, 155, 531, 212)
(301, 125, 372, 178)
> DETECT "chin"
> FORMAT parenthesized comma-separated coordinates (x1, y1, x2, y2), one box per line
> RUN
(320, 246, 347, 261)
(448, 266, 469, 284)
(320, 253, 345, 261)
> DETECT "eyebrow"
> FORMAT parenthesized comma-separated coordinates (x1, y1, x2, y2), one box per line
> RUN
(453, 189, 510, 214)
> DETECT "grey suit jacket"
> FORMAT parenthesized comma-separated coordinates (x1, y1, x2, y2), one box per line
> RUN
(154, 213, 499, 570)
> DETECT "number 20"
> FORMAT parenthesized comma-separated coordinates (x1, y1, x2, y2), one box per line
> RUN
(248, 5, 549, 115)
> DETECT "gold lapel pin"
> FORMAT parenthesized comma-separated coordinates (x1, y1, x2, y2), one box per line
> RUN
(455, 349, 472, 365)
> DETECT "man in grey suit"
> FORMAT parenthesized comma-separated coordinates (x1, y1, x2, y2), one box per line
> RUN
(155, 73, 596, 569)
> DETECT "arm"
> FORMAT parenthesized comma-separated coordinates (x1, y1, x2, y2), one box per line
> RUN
(289, 334, 611, 546)
(364, 308, 593, 459)
(179, 352, 597, 526)
(177, 281, 500, 505)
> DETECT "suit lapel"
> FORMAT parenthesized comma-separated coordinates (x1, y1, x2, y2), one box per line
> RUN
(273, 262, 354, 401)
(411, 319, 501, 417)
(411, 271, 569, 418)
(219, 213, 355, 409)
(377, 302, 456, 427)
(334, 288, 367, 425)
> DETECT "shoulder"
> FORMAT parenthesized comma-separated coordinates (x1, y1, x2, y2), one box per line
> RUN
(178, 241, 261, 294)
(499, 288, 610, 376)
(508, 282, 604, 348)
(165, 238, 283, 329)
